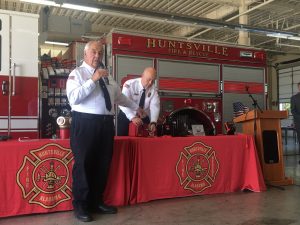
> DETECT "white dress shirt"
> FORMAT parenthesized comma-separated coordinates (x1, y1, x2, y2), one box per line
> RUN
(67, 61, 139, 115)
(119, 78, 160, 123)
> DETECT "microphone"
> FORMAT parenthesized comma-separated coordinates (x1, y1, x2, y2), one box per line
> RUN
(96, 61, 109, 84)
(97, 61, 106, 70)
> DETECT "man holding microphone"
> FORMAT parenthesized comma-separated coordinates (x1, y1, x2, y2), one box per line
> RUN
(67, 40, 143, 222)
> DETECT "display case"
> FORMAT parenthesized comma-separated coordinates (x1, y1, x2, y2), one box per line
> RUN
(40, 55, 75, 138)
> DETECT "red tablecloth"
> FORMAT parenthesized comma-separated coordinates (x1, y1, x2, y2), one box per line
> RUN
(104, 134, 266, 205)
(0, 134, 266, 218)
(0, 139, 73, 218)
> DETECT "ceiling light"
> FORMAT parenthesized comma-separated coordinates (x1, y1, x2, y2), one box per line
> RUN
(20, 0, 59, 7)
(287, 36, 300, 41)
(267, 33, 294, 39)
(81, 35, 102, 40)
(61, 3, 100, 13)
(45, 41, 69, 46)
(267, 33, 300, 41)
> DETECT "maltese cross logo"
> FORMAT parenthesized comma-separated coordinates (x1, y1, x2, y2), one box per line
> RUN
(176, 141, 219, 193)
(17, 143, 73, 208)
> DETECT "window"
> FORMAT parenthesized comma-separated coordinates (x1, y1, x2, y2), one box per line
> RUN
(279, 102, 290, 111)
(278, 66, 300, 127)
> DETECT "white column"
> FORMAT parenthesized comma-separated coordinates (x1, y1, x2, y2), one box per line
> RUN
(238, 0, 250, 45)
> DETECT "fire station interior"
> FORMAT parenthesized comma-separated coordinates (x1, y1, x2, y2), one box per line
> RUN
(2, 0, 300, 224)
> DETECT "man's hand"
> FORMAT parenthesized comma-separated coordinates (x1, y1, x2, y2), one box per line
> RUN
(148, 122, 157, 136)
(131, 117, 143, 126)
(91, 68, 108, 82)
(136, 107, 146, 118)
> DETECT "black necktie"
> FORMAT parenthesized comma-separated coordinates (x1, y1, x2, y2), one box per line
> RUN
(104, 77, 109, 85)
(139, 88, 146, 108)
(99, 78, 112, 111)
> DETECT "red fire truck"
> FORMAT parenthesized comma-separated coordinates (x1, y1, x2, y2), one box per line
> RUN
(0, 9, 39, 139)
(106, 30, 266, 136)
(0, 9, 266, 138)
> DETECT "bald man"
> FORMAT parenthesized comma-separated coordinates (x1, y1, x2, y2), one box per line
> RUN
(117, 67, 160, 136)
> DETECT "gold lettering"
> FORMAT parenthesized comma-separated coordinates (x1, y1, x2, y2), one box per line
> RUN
(158, 39, 166, 48)
(214, 46, 221, 55)
(178, 42, 184, 48)
(191, 182, 205, 188)
(145, 38, 229, 57)
(38, 149, 65, 158)
(193, 43, 201, 50)
(169, 48, 177, 54)
(222, 47, 228, 56)
(54, 150, 64, 157)
(147, 39, 155, 48)
(207, 45, 214, 53)
(40, 194, 62, 203)
(168, 41, 176, 48)
(186, 43, 192, 49)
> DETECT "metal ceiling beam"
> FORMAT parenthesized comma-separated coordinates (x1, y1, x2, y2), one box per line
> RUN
(57, 0, 299, 39)
(188, 0, 275, 39)
(227, 0, 275, 22)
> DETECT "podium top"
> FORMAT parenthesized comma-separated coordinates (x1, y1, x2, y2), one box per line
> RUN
(233, 110, 288, 123)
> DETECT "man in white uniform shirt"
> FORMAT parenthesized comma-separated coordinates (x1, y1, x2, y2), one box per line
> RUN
(117, 67, 160, 136)
(66, 40, 142, 222)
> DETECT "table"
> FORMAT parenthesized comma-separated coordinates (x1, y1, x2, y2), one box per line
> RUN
(0, 134, 265, 218)
(0, 139, 72, 218)
(104, 134, 266, 206)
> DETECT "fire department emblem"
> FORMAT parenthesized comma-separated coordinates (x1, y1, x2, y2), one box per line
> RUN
(16, 143, 73, 208)
(176, 141, 219, 193)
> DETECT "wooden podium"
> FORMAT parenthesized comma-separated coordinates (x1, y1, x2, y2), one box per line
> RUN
(233, 110, 293, 186)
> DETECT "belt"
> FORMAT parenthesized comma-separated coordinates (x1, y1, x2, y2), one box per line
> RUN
(72, 111, 114, 120)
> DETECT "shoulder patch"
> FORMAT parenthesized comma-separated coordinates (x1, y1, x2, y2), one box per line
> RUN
(124, 83, 130, 88)
(68, 76, 75, 80)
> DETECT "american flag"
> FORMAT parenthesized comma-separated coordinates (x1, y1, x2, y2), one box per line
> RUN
(233, 102, 249, 118)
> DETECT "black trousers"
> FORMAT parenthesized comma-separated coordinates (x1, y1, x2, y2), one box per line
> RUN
(117, 110, 150, 136)
(295, 127, 300, 153)
(70, 111, 114, 208)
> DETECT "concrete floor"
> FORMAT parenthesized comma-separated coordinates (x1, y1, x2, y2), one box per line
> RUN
(1, 137, 300, 225)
